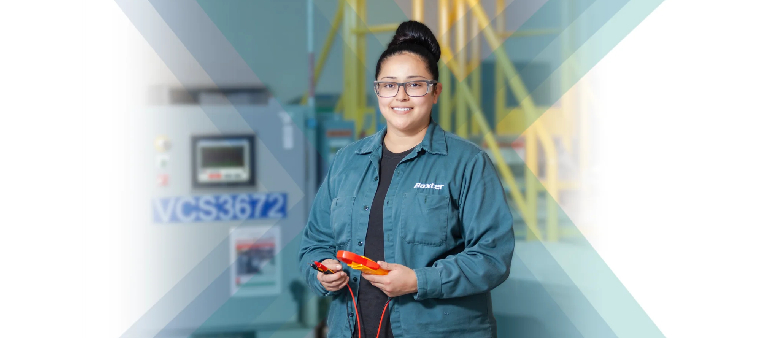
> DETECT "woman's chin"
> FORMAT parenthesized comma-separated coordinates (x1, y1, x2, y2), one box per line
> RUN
(385, 118, 413, 132)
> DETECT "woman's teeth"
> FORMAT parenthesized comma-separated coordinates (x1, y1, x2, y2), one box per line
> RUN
(393, 107, 412, 111)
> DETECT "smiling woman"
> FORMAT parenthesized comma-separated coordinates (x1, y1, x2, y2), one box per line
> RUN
(373, 21, 443, 152)
(299, 20, 515, 338)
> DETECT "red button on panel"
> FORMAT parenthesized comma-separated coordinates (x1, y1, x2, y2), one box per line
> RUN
(208, 173, 222, 179)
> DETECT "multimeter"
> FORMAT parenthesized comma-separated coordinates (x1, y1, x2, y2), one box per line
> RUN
(337, 250, 389, 275)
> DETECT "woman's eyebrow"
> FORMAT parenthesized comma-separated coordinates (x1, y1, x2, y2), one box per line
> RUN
(378, 75, 428, 81)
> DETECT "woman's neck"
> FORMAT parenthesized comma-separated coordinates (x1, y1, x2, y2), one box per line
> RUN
(383, 122, 429, 153)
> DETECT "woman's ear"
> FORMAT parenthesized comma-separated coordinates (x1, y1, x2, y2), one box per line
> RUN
(432, 82, 443, 104)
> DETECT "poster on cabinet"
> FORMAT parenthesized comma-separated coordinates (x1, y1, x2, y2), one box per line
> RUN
(229, 225, 281, 296)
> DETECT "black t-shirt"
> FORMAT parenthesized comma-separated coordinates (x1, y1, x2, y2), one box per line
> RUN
(353, 143, 413, 338)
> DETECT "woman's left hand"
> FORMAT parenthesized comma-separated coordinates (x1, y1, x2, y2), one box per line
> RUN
(362, 261, 418, 297)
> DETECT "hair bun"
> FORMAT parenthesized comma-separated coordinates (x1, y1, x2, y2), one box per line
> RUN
(387, 20, 441, 63)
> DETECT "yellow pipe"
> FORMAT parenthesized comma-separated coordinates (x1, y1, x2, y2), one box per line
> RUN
(441, 47, 541, 241)
(301, 0, 344, 106)
(438, 0, 452, 131)
(455, 0, 467, 138)
(494, 63, 505, 133)
(412, 0, 424, 21)
(470, 15, 481, 136)
(352, 23, 399, 34)
(357, 0, 368, 136)
(448, 0, 456, 25)
(494, 0, 505, 134)
(335, 93, 345, 113)
(524, 127, 538, 242)
(534, 120, 559, 241)
(496, 0, 505, 32)
(343, 0, 358, 130)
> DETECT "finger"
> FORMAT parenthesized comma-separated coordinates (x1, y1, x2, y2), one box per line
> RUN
(321, 259, 343, 271)
(362, 273, 386, 283)
(323, 273, 348, 285)
(378, 261, 394, 270)
(329, 276, 350, 289)
(320, 271, 346, 283)
(323, 282, 343, 292)
(324, 276, 349, 291)
(321, 271, 344, 282)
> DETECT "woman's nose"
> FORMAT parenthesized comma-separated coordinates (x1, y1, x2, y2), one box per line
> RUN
(395, 85, 409, 100)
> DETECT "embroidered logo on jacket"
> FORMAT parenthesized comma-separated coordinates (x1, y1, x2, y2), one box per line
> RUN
(414, 182, 444, 190)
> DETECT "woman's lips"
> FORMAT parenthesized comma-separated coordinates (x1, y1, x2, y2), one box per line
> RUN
(391, 107, 413, 114)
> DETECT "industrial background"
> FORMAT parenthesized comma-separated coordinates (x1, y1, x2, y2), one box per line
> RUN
(116, 1, 665, 337)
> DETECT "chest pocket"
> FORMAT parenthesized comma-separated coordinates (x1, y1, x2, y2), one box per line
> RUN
(330, 196, 354, 245)
(399, 192, 449, 246)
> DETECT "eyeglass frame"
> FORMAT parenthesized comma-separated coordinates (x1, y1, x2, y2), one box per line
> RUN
(373, 80, 438, 98)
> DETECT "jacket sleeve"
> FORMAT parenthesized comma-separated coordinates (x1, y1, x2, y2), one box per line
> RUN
(298, 152, 344, 297)
(413, 151, 515, 300)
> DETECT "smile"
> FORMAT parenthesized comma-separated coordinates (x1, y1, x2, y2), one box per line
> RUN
(392, 107, 413, 112)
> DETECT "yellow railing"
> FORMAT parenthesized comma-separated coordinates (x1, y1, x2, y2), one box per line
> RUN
(438, 0, 452, 131)
(439, 52, 540, 240)
(303, 0, 583, 242)
(466, 0, 561, 241)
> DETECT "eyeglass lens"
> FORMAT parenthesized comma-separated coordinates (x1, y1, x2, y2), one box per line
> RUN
(376, 81, 430, 97)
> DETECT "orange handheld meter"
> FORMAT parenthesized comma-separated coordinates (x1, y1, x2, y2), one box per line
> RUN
(336, 250, 389, 275)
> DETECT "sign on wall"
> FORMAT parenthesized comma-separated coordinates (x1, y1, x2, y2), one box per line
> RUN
(230, 225, 281, 296)
(152, 192, 287, 223)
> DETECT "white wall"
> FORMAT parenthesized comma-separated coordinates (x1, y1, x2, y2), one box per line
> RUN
(588, 0, 772, 336)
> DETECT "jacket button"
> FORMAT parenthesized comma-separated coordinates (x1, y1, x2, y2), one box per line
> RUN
(358, 241, 363, 246)
(348, 312, 354, 317)
(364, 205, 369, 211)
(374, 176, 378, 181)
(353, 277, 358, 282)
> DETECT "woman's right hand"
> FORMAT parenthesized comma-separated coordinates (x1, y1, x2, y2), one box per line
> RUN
(316, 259, 349, 292)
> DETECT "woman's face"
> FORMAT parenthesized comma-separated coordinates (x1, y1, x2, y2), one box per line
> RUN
(376, 53, 442, 135)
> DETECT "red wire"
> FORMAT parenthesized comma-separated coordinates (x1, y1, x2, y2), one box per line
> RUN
(346, 285, 391, 338)
(347, 285, 362, 338)
(375, 299, 391, 338)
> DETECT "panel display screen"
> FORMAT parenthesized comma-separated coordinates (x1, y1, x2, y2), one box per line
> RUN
(201, 147, 246, 168)
(192, 135, 256, 188)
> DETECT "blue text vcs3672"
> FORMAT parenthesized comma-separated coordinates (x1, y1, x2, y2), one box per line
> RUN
(153, 193, 287, 223)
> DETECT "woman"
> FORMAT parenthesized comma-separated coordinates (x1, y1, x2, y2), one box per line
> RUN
(299, 20, 514, 338)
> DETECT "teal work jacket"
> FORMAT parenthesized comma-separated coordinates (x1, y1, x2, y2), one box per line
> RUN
(298, 120, 515, 338)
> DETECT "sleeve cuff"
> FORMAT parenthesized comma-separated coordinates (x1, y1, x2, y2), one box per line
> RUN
(413, 267, 442, 300)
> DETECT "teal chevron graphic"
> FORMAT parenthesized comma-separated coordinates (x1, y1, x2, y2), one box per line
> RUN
(114, 1, 666, 337)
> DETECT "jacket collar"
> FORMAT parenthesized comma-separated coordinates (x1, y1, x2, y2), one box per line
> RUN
(355, 119, 448, 156)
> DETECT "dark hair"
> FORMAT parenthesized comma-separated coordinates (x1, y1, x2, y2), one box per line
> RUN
(375, 20, 441, 81)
